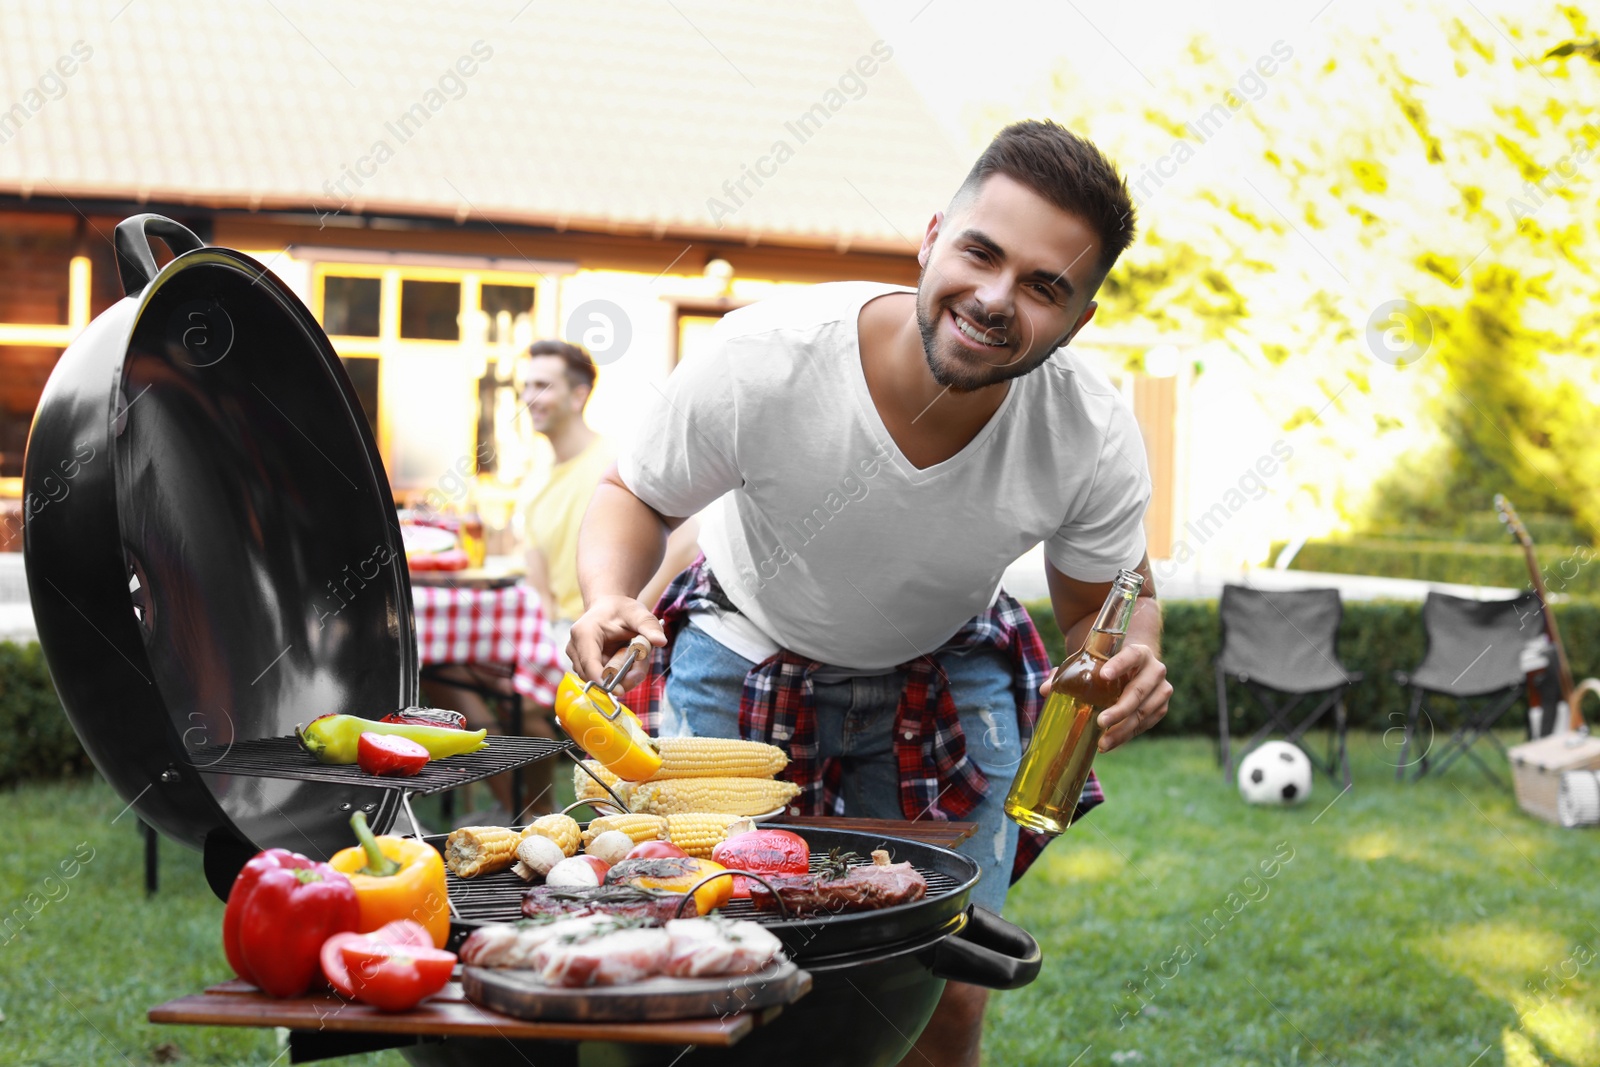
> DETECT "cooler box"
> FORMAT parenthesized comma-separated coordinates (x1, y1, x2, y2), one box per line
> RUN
(1508, 732, 1600, 824)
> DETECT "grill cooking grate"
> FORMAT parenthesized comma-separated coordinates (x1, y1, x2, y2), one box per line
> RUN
(443, 850, 963, 927)
(184, 734, 573, 795)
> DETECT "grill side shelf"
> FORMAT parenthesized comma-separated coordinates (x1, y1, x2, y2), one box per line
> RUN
(184, 734, 574, 795)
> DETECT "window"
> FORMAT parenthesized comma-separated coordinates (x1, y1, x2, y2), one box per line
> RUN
(480, 284, 535, 344)
(341, 357, 380, 441)
(310, 262, 551, 493)
(322, 276, 381, 337)
(668, 299, 748, 366)
(399, 280, 461, 341)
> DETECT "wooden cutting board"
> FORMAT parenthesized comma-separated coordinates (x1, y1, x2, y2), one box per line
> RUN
(462, 961, 809, 1022)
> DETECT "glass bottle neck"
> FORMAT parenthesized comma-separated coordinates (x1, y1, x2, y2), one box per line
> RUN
(1079, 571, 1144, 660)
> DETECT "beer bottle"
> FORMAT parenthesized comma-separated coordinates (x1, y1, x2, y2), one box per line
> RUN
(1005, 568, 1146, 835)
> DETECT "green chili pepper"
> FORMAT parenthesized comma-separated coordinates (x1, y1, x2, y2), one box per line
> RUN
(296, 713, 487, 765)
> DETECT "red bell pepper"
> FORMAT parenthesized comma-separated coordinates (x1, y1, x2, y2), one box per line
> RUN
(340, 940, 458, 1011)
(321, 919, 434, 999)
(224, 849, 359, 997)
(357, 732, 430, 776)
(712, 829, 810, 898)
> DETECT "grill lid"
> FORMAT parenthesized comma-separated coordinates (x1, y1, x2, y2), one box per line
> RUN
(24, 214, 415, 876)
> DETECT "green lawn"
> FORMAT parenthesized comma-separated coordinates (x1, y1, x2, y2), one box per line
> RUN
(2, 734, 1596, 1065)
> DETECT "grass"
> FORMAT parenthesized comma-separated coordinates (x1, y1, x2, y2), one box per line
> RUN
(991, 733, 1600, 1066)
(1, 734, 1596, 1065)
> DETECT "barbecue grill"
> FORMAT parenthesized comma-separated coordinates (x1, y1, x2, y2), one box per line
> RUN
(28, 215, 1043, 1067)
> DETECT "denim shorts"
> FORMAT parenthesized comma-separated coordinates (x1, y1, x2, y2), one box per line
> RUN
(660, 620, 1022, 915)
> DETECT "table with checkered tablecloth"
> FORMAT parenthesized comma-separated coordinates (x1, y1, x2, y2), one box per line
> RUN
(411, 583, 564, 707)
(411, 582, 566, 819)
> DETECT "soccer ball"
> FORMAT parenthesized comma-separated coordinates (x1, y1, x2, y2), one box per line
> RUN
(1237, 741, 1313, 805)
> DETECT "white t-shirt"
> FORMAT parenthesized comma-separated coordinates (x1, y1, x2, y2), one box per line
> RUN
(618, 281, 1151, 670)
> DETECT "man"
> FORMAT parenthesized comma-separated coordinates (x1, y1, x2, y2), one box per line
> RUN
(521, 340, 697, 654)
(569, 120, 1172, 1067)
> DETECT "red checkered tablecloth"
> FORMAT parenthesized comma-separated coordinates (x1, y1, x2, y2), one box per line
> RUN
(411, 584, 564, 706)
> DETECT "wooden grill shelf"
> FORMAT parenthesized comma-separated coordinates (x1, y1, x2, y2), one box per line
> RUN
(149, 977, 774, 1048)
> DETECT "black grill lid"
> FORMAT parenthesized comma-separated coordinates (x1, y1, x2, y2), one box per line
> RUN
(24, 215, 415, 873)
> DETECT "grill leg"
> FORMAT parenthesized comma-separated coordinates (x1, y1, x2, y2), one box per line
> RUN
(142, 820, 158, 896)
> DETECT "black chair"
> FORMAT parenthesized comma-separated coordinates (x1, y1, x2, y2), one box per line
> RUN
(1394, 591, 1542, 785)
(1216, 585, 1362, 788)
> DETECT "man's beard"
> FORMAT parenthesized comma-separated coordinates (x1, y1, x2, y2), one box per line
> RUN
(915, 289, 1056, 393)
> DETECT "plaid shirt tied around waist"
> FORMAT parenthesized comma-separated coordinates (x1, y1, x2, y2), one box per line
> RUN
(621, 557, 1104, 885)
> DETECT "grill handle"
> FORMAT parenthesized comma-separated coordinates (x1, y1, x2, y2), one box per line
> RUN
(927, 904, 1041, 990)
(115, 214, 205, 296)
(673, 869, 791, 920)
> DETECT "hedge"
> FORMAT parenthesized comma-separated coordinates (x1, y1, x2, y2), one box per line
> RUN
(1268, 537, 1600, 598)
(7, 597, 1600, 782)
(0, 641, 89, 786)
(1022, 597, 1600, 737)
(1360, 510, 1583, 546)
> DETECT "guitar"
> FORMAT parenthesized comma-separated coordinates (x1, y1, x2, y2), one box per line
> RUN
(1494, 494, 1586, 733)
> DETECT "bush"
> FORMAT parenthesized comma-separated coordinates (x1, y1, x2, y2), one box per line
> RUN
(1360, 510, 1583, 545)
(1268, 537, 1600, 597)
(1022, 597, 1600, 736)
(0, 641, 89, 786)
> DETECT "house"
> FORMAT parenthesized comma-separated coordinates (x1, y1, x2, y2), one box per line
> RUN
(0, 0, 1178, 564)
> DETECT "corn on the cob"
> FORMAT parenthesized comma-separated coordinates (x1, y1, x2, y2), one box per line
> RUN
(664, 813, 757, 858)
(573, 760, 631, 807)
(445, 826, 520, 878)
(582, 813, 666, 847)
(630, 777, 800, 817)
(521, 813, 581, 857)
(646, 737, 788, 781)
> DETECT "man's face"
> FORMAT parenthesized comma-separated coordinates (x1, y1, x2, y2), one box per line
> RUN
(521, 355, 586, 435)
(915, 173, 1103, 392)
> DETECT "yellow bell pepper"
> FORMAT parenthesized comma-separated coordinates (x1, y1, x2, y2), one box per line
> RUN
(607, 856, 733, 915)
(553, 673, 662, 782)
(328, 812, 451, 948)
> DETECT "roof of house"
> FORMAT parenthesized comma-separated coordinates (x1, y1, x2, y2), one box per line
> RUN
(0, 0, 970, 253)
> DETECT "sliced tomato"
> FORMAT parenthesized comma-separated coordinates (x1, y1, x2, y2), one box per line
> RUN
(321, 920, 433, 998)
(357, 732, 430, 776)
(340, 941, 457, 1011)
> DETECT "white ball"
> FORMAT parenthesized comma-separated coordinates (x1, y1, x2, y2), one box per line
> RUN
(1237, 741, 1313, 805)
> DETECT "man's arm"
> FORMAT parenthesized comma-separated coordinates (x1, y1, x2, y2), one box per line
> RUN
(638, 515, 701, 612)
(569, 464, 688, 685)
(1044, 554, 1170, 752)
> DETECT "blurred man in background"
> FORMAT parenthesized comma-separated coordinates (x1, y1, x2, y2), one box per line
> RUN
(520, 340, 697, 657)
(423, 340, 694, 821)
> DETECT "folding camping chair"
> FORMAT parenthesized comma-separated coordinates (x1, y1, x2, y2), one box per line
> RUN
(1394, 591, 1543, 786)
(1216, 585, 1362, 788)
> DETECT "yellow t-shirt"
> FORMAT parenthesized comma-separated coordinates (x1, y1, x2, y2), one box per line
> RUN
(527, 437, 616, 622)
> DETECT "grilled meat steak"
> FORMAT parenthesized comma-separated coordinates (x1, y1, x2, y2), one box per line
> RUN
(748, 848, 927, 917)
(521, 883, 696, 923)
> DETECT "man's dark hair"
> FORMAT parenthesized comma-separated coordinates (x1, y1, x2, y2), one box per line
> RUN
(954, 119, 1136, 280)
(526, 339, 598, 393)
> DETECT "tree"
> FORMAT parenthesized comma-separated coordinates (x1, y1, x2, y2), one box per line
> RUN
(1011, 0, 1600, 550)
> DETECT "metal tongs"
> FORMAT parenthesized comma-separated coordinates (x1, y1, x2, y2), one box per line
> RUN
(582, 633, 661, 753)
